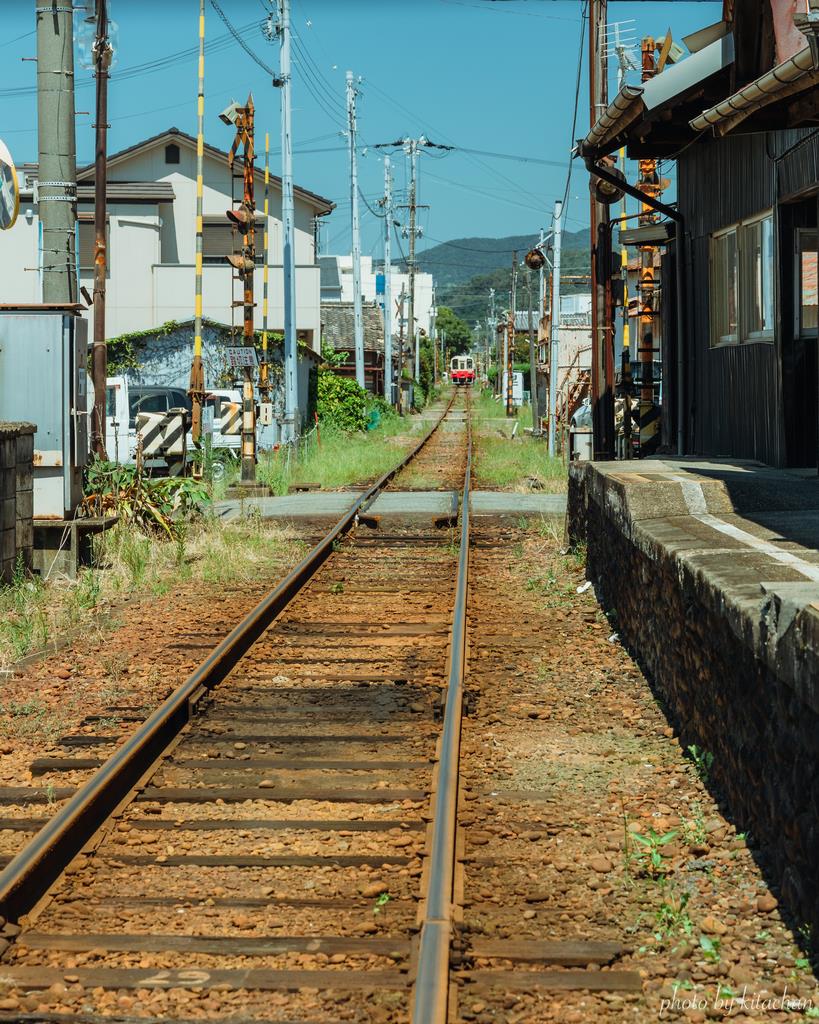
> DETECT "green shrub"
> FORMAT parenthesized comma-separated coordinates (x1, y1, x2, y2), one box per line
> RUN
(316, 369, 368, 432)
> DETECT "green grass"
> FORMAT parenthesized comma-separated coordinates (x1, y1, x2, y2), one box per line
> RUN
(257, 419, 423, 495)
(471, 390, 533, 430)
(475, 434, 566, 491)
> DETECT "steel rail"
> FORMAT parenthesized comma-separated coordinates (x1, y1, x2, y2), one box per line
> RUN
(411, 404, 472, 1024)
(0, 394, 456, 924)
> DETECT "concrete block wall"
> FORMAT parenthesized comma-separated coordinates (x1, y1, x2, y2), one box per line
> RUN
(568, 461, 819, 943)
(0, 423, 36, 583)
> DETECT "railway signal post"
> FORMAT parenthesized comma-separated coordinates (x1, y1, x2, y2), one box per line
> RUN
(224, 96, 258, 484)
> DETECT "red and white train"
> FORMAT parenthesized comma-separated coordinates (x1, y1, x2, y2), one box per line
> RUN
(449, 355, 475, 387)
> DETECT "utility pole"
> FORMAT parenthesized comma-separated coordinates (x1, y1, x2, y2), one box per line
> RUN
(589, 0, 615, 460)
(278, 0, 298, 440)
(506, 252, 516, 417)
(527, 269, 539, 435)
(37, 0, 78, 304)
(225, 96, 257, 484)
(381, 156, 393, 403)
(259, 131, 271, 403)
(397, 285, 406, 412)
(548, 200, 563, 458)
(638, 36, 659, 457)
(407, 139, 419, 384)
(189, 0, 206, 459)
(91, 0, 112, 459)
(615, 21, 633, 458)
(488, 287, 496, 394)
(346, 71, 365, 389)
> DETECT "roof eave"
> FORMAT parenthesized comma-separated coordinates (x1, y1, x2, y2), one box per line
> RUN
(689, 45, 819, 135)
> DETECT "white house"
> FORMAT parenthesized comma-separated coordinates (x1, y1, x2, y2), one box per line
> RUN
(320, 254, 436, 342)
(0, 127, 334, 352)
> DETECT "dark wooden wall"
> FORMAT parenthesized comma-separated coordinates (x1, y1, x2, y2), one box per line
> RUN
(676, 130, 819, 467)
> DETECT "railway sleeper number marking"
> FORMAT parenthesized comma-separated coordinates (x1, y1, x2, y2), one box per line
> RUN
(141, 969, 212, 988)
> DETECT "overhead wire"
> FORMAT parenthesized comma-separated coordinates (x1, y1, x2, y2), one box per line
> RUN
(0, 20, 260, 98)
(560, 0, 588, 219)
(209, 0, 276, 75)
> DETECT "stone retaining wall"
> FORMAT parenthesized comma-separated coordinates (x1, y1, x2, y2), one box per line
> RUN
(568, 462, 819, 940)
(0, 423, 35, 583)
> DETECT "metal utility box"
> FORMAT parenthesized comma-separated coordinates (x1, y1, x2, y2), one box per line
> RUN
(0, 309, 88, 518)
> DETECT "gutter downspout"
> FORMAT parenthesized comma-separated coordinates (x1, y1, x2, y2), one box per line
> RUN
(584, 157, 687, 456)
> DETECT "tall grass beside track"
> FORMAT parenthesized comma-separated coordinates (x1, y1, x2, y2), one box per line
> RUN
(0, 516, 303, 673)
(472, 389, 567, 492)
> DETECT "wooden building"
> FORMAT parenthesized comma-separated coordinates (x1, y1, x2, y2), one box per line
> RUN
(580, 0, 819, 468)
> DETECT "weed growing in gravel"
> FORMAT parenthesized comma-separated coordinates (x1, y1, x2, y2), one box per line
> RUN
(687, 745, 714, 783)
(0, 557, 49, 661)
(372, 892, 391, 915)
(120, 532, 151, 588)
(629, 827, 678, 879)
(654, 890, 693, 944)
(0, 697, 65, 740)
(699, 934, 721, 962)
(330, 581, 345, 594)
(681, 804, 708, 847)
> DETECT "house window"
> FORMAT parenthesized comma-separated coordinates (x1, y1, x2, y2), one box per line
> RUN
(78, 213, 110, 273)
(710, 228, 738, 345)
(202, 220, 236, 263)
(798, 229, 817, 336)
(202, 218, 262, 264)
(709, 211, 774, 346)
(165, 143, 180, 165)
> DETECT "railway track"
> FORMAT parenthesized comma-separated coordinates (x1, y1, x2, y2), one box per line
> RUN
(0, 391, 645, 1022)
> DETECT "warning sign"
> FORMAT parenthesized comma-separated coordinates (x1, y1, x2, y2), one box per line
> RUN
(225, 346, 258, 368)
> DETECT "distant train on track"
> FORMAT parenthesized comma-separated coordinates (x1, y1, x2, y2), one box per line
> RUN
(449, 354, 475, 386)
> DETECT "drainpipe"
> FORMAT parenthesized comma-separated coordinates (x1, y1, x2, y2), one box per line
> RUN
(584, 156, 686, 456)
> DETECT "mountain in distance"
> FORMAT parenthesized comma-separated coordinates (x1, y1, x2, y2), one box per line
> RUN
(414, 230, 588, 291)
(404, 231, 590, 325)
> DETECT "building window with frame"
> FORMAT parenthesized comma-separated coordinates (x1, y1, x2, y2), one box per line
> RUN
(202, 218, 263, 265)
(742, 214, 774, 339)
(709, 211, 774, 346)
(710, 227, 738, 345)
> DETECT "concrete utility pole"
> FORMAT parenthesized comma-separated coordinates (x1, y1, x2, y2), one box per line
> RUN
(527, 270, 539, 435)
(382, 156, 393, 402)
(346, 71, 365, 389)
(589, 0, 615, 460)
(407, 140, 419, 383)
(279, 0, 298, 440)
(397, 284, 406, 412)
(548, 200, 563, 458)
(189, 0, 206, 454)
(488, 287, 495, 393)
(225, 96, 257, 484)
(638, 36, 659, 457)
(614, 22, 633, 458)
(91, 0, 112, 459)
(36, 0, 78, 304)
(506, 252, 516, 417)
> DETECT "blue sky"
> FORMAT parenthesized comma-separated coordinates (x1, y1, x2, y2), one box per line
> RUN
(0, 0, 720, 257)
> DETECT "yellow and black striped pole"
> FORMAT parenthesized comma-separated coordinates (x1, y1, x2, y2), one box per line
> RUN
(188, 0, 206, 464)
(259, 131, 270, 401)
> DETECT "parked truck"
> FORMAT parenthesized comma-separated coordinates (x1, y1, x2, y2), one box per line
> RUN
(100, 377, 243, 471)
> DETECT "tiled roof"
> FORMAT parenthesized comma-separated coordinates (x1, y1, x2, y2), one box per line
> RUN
(321, 302, 385, 352)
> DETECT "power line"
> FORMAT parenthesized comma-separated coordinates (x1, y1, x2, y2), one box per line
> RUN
(561, 0, 588, 215)
(0, 20, 260, 98)
(449, 146, 565, 169)
(209, 0, 275, 75)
